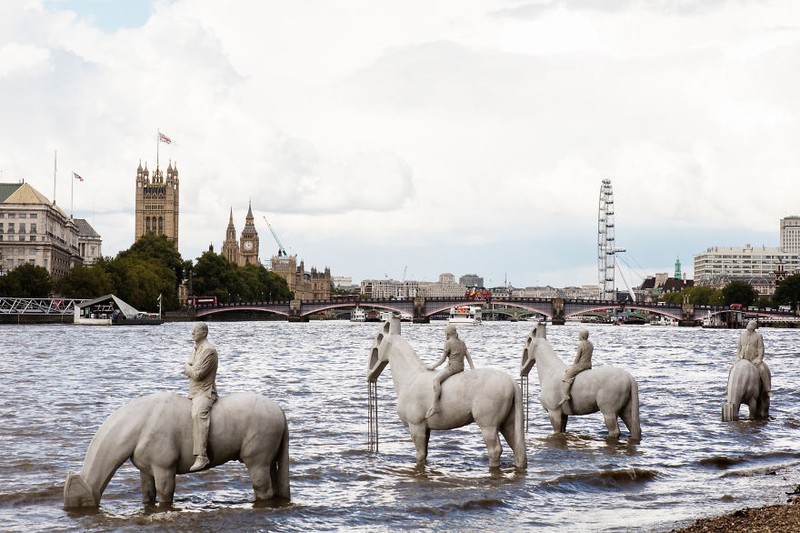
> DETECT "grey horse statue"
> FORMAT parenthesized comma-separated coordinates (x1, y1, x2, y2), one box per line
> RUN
(722, 359, 771, 421)
(520, 324, 641, 441)
(64, 391, 290, 508)
(367, 318, 527, 469)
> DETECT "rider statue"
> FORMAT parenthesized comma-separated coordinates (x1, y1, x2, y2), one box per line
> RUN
(558, 329, 593, 407)
(425, 324, 475, 419)
(737, 319, 771, 396)
(182, 322, 219, 471)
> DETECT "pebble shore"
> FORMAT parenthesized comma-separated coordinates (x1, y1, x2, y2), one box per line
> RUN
(674, 502, 800, 532)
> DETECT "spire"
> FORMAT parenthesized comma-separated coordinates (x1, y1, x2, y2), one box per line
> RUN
(246, 200, 254, 221)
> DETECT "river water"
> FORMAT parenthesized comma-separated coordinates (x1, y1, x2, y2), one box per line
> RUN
(2, 320, 799, 532)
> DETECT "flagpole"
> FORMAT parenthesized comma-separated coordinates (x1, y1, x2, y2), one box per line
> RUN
(70, 170, 74, 218)
(156, 129, 160, 169)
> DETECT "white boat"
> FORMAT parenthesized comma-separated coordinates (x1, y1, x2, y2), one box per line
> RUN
(380, 311, 396, 322)
(448, 305, 482, 325)
(350, 307, 366, 322)
(399, 312, 413, 322)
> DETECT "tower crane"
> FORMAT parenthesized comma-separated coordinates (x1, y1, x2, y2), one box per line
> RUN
(263, 216, 288, 257)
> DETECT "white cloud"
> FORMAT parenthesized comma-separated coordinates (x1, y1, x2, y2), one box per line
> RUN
(2, 0, 800, 286)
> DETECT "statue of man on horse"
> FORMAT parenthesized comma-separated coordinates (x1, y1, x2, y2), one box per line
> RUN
(425, 324, 475, 419)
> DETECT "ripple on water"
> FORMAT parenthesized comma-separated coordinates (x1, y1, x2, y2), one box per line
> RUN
(2, 321, 800, 532)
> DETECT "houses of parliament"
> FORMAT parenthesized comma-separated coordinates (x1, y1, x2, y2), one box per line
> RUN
(134, 162, 331, 301)
(221, 203, 331, 301)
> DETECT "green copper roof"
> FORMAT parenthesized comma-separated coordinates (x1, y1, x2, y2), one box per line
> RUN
(0, 183, 22, 202)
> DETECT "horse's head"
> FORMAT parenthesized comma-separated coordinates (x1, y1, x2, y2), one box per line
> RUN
(520, 322, 547, 377)
(367, 318, 401, 382)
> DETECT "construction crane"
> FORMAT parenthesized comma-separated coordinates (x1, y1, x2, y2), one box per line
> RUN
(263, 216, 288, 257)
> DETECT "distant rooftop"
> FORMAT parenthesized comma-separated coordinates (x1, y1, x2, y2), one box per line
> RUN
(0, 183, 22, 202)
(73, 218, 100, 238)
(0, 181, 68, 217)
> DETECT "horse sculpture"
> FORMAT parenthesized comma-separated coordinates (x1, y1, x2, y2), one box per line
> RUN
(722, 359, 771, 421)
(367, 318, 527, 469)
(520, 324, 641, 441)
(64, 392, 290, 508)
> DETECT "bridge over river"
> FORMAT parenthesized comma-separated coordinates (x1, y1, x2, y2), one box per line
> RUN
(188, 296, 796, 325)
(1, 296, 794, 326)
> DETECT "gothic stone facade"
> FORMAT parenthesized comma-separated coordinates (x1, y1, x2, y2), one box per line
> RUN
(135, 162, 179, 248)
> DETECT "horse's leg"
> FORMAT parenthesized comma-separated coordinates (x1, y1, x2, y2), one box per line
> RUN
(479, 425, 503, 468)
(499, 417, 518, 461)
(760, 393, 771, 419)
(409, 424, 430, 466)
(746, 397, 758, 420)
(152, 466, 176, 504)
(139, 471, 156, 504)
(620, 409, 637, 439)
(247, 463, 275, 500)
(548, 411, 567, 434)
(602, 410, 621, 438)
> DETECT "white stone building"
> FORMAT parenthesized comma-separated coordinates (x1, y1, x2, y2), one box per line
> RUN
(0, 181, 100, 278)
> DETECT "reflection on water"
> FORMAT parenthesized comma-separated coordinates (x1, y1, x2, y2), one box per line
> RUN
(2, 321, 800, 532)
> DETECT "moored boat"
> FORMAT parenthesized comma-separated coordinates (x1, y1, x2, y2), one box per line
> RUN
(448, 305, 482, 325)
(350, 307, 366, 322)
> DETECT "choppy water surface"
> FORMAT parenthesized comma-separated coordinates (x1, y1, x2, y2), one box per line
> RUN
(2, 320, 800, 532)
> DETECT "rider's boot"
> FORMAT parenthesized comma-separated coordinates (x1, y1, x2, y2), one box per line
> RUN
(190, 455, 210, 472)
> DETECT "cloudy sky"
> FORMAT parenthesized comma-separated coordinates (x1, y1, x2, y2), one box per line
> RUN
(2, 0, 798, 288)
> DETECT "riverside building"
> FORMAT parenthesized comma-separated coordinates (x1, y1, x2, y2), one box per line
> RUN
(0, 181, 101, 279)
(693, 244, 799, 294)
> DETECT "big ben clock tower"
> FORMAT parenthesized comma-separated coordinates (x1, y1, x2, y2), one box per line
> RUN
(239, 201, 259, 266)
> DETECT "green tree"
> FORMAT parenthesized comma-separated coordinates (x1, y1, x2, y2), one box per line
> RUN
(659, 286, 722, 306)
(120, 233, 184, 287)
(55, 264, 114, 298)
(190, 253, 294, 303)
(104, 255, 176, 311)
(690, 286, 723, 306)
(773, 274, 800, 312)
(721, 280, 758, 307)
(192, 251, 238, 303)
(0, 263, 53, 297)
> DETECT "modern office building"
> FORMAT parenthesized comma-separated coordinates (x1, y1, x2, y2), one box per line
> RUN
(693, 244, 799, 292)
(360, 278, 419, 299)
(459, 273, 484, 288)
(780, 216, 800, 255)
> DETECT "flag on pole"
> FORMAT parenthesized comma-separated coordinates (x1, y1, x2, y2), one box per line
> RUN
(72, 171, 84, 182)
(158, 131, 172, 144)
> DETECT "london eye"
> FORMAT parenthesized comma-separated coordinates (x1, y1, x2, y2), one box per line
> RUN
(597, 179, 617, 300)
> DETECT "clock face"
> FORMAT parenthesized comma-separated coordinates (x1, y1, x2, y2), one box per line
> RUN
(244, 241, 253, 250)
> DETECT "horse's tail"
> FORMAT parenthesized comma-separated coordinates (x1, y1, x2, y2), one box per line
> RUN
(512, 381, 528, 469)
(272, 414, 291, 501)
(627, 374, 641, 441)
